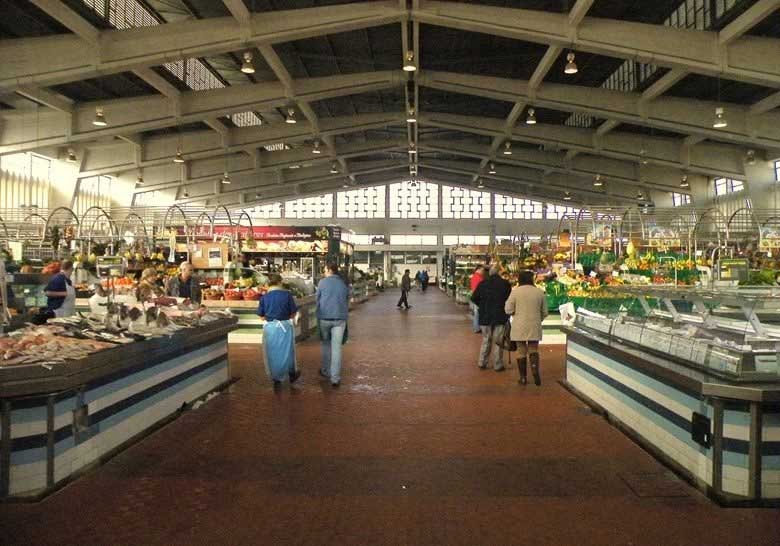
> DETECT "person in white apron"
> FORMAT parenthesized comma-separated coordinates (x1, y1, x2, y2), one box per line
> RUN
(44, 260, 77, 317)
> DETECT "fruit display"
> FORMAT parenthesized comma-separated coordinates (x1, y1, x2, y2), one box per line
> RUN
(202, 288, 224, 300)
(41, 261, 61, 275)
(242, 288, 261, 301)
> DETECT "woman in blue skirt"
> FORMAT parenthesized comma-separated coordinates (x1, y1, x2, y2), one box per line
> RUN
(258, 273, 300, 386)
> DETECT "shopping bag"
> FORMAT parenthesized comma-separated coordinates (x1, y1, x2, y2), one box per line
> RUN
(496, 322, 517, 352)
(559, 302, 576, 326)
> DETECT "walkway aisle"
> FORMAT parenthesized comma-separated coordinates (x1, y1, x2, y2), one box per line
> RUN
(1, 289, 778, 545)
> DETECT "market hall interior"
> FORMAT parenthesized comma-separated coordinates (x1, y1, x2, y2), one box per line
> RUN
(1, 288, 777, 546)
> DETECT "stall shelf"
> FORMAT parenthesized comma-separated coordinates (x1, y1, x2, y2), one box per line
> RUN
(564, 285, 780, 506)
(0, 316, 237, 499)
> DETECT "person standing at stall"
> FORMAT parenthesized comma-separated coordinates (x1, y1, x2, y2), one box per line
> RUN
(471, 265, 511, 371)
(44, 260, 76, 317)
(469, 265, 486, 333)
(397, 269, 412, 309)
(166, 262, 202, 304)
(258, 273, 300, 387)
(316, 262, 350, 387)
(136, 268, 164, 303)
(505, 270, 548, 386)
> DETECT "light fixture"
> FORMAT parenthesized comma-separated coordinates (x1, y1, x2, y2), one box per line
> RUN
(636, 190, 645, 201)
(312, 140, 322, 154)
(593, 174, 603, 187)
(173, 148, 185, 163)
(255, 191, 262, 199)
(488, 163, 496, 175)
(285, 108, 297, 124)
(342, 181, 350, 188)
(408, 143, 417, 155)
(288, 164, 301, 169)
(502, 141, 513, 155)
(330, 161, 339, 174)
(410, 166, 417, 176)
(713, 106, 727, 129)
(746, 149, 756, 165)
(136, 172, 144, 186)
(680, 174, 689, 188)
(66, 148, 77, 162)
(183, 186, 189, 198)
(477, 179, 485, 189)
(221, 172, 231, 184)
(241, 51, 255, 74)
(639, 148, 649, 165)
(406, 107, 417, 123)
(92, 107, 107, 127)
(410, 179, 418, 188)
(403, 50, 416, 72)
(563, 191, 572, 201)
(564, 51, 578, 75)
(526, 107, 537, 125)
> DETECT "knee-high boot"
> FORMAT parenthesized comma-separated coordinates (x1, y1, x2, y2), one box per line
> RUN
(517, 357, 527, 385)
(529, 352, 541, 386)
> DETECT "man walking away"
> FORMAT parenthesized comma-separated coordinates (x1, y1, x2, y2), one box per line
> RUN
(471, 265, 511, 371)
(469, 265, 486, 333)
(420, 270, 429, 292)
(316, 262, 350, 387)
(398, 269, 412, 309)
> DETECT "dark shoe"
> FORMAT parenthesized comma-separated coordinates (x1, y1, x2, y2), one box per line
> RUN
(272, 379, 282, 389)
(478, 364, 487, 370)
(319, 369, 329, 379)
(331, 381, 340, 388)
(289, 370, 301, 384)
(518, 357, 528, 385)
(530, 353, 541, 386)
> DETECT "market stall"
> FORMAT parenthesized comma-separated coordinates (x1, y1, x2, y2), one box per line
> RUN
(0, 298, 237, 499)
(565, 285, 780, 506)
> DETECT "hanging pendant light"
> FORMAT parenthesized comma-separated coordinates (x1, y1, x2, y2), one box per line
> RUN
(285, 108, 297, 124)
(406, 107, 417, 123)
(66, 148, 77, 162)
(403, 50, 416, 72)
(312, 140, 322, 154)
(713, 106, 727, 128)
(136, 172, 144, 186)
(636, 190, 645, 201)
(488, 163, 496, 175)
(408, 143, 417, 155)
(241, 51, 256, 74)
(526, 107, 537, 125)
(563, 191, 572, 201)
(680, 174, 690, 188)
(564, 51, 578, 75)
(255, 191, 262, 199)
(183, 186, 189, 198)
(173, 148, 185, 163)
(221, 172, 231, 184)
(746, 149, 756, 165)
(593, 174, 603, 187)
(330, 161, 339, 174)
(92, 107, 107, 127)
(502, 141, 513, 155)
(639, 148, 649, 165)
(477, 179, 485, 189)
(342, 181, 350, 188)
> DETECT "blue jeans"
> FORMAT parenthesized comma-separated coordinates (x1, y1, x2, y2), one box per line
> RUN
(470, 302, 480, 333)
(319, 319, 346, 383)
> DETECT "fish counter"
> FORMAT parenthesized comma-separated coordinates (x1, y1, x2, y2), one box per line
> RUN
(0, 312, 237, 499)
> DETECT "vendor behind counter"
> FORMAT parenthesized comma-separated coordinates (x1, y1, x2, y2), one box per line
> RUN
(44, 260, 76, 317)
(166, 262, 202, 304)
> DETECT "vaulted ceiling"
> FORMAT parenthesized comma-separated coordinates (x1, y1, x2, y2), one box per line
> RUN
(1, 0, 778, 208)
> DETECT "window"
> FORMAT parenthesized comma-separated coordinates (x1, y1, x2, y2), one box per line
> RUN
(494, 195, 544, 219)
(671, 192, 691, 207)
(389, 181, 438, 219)
(774, 160, 780, 182)
(389, 235, 438, 245)
(442, 235, 490, 246)
(337, 186, 386, 218)
(442, 186, 490, 219)
(284, 194, 333, 219)
(0, 153, 51, 210)
(74, 176, 112, 216)
(249, 202, 282, 219)
(714, 177, 744, 196)
(545, 204, 580, 220)
(352, 234, 386, 245)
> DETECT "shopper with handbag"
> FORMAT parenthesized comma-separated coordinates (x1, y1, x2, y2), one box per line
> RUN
(470, 265, 512, 371)
(504, 270, 548, 386)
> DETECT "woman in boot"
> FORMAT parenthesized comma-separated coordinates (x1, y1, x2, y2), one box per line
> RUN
(504, 270, 548, 386)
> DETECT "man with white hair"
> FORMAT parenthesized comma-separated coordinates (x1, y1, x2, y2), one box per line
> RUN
(470, 265, 512, 371)
(166, 262, 202, 304)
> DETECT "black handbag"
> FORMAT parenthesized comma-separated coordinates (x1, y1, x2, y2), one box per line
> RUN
(496, 321, 517, 352)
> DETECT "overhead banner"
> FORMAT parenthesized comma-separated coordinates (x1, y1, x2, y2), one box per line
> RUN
(211, 226, 331, 240)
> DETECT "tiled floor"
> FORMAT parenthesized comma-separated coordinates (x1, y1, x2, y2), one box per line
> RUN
(1, 288, 778, 545)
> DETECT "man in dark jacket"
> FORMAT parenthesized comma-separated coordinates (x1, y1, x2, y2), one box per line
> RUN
(397, 269, 411, 310)
(470, 265, 511, 371)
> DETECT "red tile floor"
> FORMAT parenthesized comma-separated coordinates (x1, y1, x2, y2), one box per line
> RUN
(1, 288, 778, 545)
